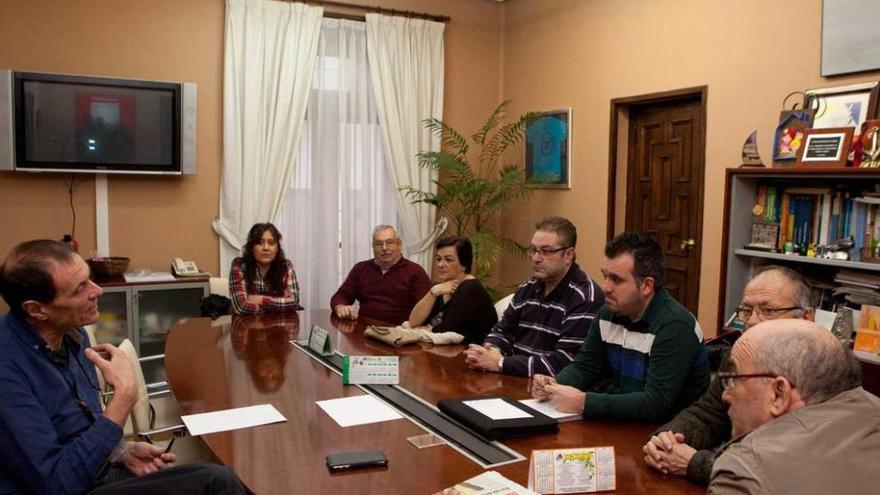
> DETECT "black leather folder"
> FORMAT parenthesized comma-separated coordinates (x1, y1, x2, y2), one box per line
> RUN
(437, 395, 559, 440)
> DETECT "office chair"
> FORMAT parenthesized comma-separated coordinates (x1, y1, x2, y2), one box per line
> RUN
(209, 276, 230, 298)
(494, 293, 514, 320)
(83, 327, 214, 463)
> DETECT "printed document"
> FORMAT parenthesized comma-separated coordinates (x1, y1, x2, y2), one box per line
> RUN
(181, 404, 286, 436)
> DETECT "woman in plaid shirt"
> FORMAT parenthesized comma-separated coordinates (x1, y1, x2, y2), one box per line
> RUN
(228, 223, 301, 314)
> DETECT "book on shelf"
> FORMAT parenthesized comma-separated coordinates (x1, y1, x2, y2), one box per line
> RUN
(753, 184, 880, 256)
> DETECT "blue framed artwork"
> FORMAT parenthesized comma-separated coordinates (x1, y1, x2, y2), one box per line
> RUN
(525, 108, 571, 188)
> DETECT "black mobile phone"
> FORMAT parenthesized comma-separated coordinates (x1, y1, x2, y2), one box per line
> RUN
(326, 450, 388, 472)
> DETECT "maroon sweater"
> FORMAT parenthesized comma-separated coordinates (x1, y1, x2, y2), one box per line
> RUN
(330, 257, 432, 324)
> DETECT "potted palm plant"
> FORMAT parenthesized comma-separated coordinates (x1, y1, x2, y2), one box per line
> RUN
(402, 100, 535, 298)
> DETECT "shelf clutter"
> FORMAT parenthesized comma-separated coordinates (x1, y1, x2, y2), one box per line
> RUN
(749, 184, 880, 261)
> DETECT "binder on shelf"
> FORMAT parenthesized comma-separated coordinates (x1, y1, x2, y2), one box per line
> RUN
(437, 395, 559, 440)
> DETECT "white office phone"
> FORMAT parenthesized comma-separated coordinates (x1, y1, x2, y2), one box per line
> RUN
(171, 257, 206, 277)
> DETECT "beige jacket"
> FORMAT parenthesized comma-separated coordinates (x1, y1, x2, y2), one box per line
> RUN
(708, 387, 880, 494)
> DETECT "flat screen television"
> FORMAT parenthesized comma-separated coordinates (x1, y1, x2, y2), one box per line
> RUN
(0, 70, 196, 175)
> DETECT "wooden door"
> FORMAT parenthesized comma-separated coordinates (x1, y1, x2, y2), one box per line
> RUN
(625, 96, 705, 313)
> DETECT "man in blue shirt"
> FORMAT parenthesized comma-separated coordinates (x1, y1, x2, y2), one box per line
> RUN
(0, 240, 245, 495)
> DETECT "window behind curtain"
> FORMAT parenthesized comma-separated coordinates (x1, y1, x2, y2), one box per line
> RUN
(280, 18, 399, 311)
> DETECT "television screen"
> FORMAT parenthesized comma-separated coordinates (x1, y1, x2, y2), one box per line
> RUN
(13, 72, 181, 173)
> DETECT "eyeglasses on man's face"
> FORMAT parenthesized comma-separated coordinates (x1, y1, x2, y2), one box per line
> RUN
(735, 305, 802, 321)
(717, 371, 797, 390)
(373, 239, 398, 248)
(527, 246, 570, 258)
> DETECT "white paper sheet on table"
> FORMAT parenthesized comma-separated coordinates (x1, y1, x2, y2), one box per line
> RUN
(519, 399, 583, 422)
(181, 404, 287, 436)
(463, 398, 533, 420)
(316, 394, 403, 427)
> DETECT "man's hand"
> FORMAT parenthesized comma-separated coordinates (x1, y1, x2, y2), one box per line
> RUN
(334, 304, 358, 320)
(463, 344, 503, 372)
(430, 280, 459, 298)
(85, 344, 136, 400)
(85, 343, 138, 427)
(531, 374, 558, 400)
(544, 383, 586, 413)
(121, 442, 176, 476)
(247, 294, 264, 305)
(642, 431, 695, 476)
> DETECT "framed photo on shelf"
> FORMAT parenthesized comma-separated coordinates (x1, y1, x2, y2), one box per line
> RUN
(746, 222, 779, 251)
(804, 82, 879, 136)
(772, 109, 814, 166)
(524, 108, 571, 188)
(795, 127, 854, 168)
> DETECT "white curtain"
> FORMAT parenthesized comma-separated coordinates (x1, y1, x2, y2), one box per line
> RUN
(366, 14, 445, 272)
(214, 0, 323, 271)
(280, 18, 400, 311)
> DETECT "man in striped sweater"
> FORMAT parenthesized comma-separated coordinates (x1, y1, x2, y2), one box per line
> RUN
(531, 232, 710, 423)
(464, 216, 604, 377)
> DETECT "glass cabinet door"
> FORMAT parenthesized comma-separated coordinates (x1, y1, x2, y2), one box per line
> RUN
(94, 288, 129, 346)
(134, 284, 206, 358)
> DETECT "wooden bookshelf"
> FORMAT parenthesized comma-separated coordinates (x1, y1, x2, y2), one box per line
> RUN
(718, 168, 880, 329)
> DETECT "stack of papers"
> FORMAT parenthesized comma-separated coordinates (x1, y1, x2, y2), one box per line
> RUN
(439, 470, 537, 495)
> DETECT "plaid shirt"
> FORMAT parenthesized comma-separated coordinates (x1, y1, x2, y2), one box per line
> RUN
(229, 257, 300, 314)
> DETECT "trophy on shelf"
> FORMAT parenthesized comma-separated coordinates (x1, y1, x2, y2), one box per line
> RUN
(741, 130, 765, 167)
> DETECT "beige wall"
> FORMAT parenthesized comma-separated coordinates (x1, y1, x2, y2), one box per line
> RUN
(5, 0, 879, 331)
(0, 0, 503, 277)
(498, 0, 880, 334)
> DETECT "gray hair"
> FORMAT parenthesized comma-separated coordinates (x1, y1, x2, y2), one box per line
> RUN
(752, 322, 861, 405)
(754, 265, 813, 310)
(372, 225, 398, 240)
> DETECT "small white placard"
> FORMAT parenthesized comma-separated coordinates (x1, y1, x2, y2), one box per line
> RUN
(308, 324, 332, 355)
(342, 356, 399, 385)
(528, 446, 616, 494)
(463, 398, 533, 420)
(181, 404, 286, 436)
(316, 395, 403, 427)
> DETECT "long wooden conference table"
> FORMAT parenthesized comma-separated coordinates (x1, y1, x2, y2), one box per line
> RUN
(165, 310, 705, 494)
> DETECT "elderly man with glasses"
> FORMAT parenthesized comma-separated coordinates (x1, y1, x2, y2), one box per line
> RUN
(707, 319, 878, 494)
(643, 265, 813, 486)
(330, 225, 432, 325)
(464, 216, 603, 377)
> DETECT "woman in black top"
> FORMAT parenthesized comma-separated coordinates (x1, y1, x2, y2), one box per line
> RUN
(408, 236, 498, 344)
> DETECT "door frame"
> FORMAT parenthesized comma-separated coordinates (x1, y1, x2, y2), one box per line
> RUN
(606, 86, 708, 311)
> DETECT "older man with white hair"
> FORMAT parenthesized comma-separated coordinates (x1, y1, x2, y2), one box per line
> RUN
(707, 319, 879, 494)
(330, 225, 431, 324)
(643, 265, 814, 485)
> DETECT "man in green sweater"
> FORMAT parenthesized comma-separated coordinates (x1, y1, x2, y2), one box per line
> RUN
(530, 232, 709, 423)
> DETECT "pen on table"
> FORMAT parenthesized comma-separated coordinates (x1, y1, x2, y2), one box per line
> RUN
(163, 437, 176, 454)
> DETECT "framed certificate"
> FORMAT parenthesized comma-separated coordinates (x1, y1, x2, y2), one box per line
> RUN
(795, 127, 854, 168)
